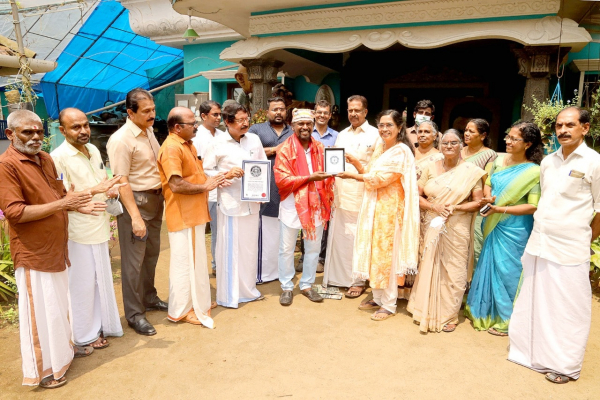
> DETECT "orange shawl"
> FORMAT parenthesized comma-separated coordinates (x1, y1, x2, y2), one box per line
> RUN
(274, 134, 334, 239)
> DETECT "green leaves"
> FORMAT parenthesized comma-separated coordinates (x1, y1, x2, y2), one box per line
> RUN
(0, 259, 17, 301)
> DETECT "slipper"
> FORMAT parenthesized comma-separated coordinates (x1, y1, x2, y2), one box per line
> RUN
(442, 324, 457, 333)
(358, 299, 380, 310)
(182, 311, 204, 326)
(89, 338, 109, 349)
(345, 286, 365, 299)
(73, 345, 94, 358)
(39, 376, 67, 389)
(545, 373, 569, 384)
(370, 309, 395, 321)
(488, 328, 508, 337)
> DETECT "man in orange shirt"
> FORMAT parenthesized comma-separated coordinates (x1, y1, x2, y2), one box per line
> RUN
(157, 107, 226, 328)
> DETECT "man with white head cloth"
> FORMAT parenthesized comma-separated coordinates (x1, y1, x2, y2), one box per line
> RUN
(0, 110, 107, 389)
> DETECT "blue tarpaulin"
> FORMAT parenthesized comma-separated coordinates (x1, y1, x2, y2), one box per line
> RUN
(41, 1, 183, 119)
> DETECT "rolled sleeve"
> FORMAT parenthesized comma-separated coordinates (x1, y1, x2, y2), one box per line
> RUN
(0, 163, 26, 223)
(107, 139, 131, 178)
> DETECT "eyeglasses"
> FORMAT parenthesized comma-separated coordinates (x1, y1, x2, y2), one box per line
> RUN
(270, 107, 286, 113)
(441, 141, 460, 147)
(504, 135, 524, 143)
(233, 117, 251, 124)
(377, 123, 395, 129)
(209, 113, 221, 117)
(315, 111, 330, 116)
(178, 122, 198, 127)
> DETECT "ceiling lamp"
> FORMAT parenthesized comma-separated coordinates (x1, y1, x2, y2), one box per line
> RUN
(183, 8, 199, 43)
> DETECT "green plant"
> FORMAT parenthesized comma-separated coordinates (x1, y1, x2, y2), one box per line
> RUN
(250, 109, 268, 125)
(0, 303, 19, 327)
(0, 211, 17, 301)
(522, 95, 578, 152)
(587, 86, 600, 148)
(591, 237, 600, 293)
(41, 133, 54, 154)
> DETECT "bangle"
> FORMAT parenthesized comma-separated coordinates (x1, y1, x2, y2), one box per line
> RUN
(503, 206, 508, 215)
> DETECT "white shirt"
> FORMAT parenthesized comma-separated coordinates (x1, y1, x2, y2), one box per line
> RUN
(191, 125, 224, 203)
(202, 131, 267, 217)
(526, 142, 600, 265)
(333, 120, 380, 212)
(279, 147, 322, 230)
(51, 141, 110, 244)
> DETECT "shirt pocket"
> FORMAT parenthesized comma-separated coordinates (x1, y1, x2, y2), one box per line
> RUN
(559, 174, 583, 197)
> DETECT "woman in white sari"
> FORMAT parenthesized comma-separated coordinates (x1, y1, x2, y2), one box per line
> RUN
(407, 130, 485, 332)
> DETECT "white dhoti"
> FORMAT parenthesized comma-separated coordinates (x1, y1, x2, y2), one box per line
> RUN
(322, 208, 365, 288)
(216, 209, 262, 308)
(508, 252, 592, 380)
(167, 224, 214, 329)
(257, 215, 280, 284)
(68, 240, 123, 345)
(16, 268, 73, 386)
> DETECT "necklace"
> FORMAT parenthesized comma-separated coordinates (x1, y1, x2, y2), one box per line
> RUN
(442, 158, 460, 171)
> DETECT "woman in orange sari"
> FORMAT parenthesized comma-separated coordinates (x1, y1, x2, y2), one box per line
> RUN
(407, 130, 485, 332)
(337, 110, 420, 321)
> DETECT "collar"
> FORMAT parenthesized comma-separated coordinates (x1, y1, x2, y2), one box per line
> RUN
(224, 130, 245, 143)
(61, 140, 91, 157)
(125, 118, 148, 138)
(350, 120, 370, 133)
(313, 126, 332, 137)
(168, 132, 188, 144)
(556, 141, 588, 161)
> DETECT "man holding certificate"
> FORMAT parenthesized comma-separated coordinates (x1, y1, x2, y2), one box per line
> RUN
(274, 109, 335, 306)
(203, 102, 268, 309)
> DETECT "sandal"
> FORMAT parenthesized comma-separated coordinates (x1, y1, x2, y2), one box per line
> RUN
(488, 328, 508, 337)
(370, 308, 395, 321)
(39, 376, 67, 389)
(358, 299, 380, 310)
(345, 286, 365, 299)
(89, 337, 109, 349)
(73, 345, 94, 358)
(442, 324, 457, 333)
(545, 373, 570, 384)
(182, 310, 204, 326)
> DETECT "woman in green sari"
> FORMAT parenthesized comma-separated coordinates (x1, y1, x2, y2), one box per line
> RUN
(462, 119, 497, 266)
(464, 122, 543, 336)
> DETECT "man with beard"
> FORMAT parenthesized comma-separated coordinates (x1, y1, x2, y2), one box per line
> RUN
(248, 97, 293, 283)
(323, 95, 380, 298)
(191, 100, 225, 276)
(158, 107, 226, 327)
(107, 88, 167, 336)
(274, 108, 334, 306)
(51, 108, 124, 352)
(509, 107, 600, 384)
(0, 110, 107, 389)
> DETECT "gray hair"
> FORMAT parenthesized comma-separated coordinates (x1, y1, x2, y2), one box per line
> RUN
(441, 129, 463, 144)
(7, 109, 42, 131)
(418, 120, 438, 134)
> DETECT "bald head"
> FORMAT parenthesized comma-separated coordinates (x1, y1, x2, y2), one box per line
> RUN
(58, 107, 91, 149)
(167, 107, 198, 141)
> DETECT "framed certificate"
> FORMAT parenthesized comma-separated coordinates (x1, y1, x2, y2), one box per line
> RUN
(324, 148, 345, 174)
(241, 160, 271, 202)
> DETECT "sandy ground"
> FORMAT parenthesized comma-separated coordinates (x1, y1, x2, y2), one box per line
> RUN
(1, 223, 600, 399)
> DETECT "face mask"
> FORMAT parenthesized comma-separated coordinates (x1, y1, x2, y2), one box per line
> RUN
(415, 114, 431, 126)
(105, 193, 123, 216)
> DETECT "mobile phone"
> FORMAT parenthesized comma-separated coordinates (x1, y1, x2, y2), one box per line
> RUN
(480, 204, 491, 214)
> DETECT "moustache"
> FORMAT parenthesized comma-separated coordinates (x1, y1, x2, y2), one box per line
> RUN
(558, 134, 571, 139)
(26, 140, 42, 146)
(147, 118, 155, 122)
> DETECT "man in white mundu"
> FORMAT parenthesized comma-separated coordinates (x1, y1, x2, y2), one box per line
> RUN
(51, 108, 124, 350)
(323, 95, 380, 298)
(203, 102, 267, 308)
(509, 107, 600, 384)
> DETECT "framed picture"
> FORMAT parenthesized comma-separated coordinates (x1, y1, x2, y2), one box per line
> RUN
(324, 148, 345, 175)
(241, 160, 271, 202)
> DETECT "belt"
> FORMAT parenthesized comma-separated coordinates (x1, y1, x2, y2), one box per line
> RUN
(141, 188, 162, 195)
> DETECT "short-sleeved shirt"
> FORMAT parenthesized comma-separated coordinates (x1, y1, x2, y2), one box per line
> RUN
(312, 126, 339, 148)
(158, 133, 210, 232)
(0, 145, 69, 272)
(526, 142, 600, 265)
(202, 131, 267, 217)
(106, 118, 161, 191)
(191, 125, 224, 203)
(248, 122, 293, 217)
(51, 141, 110, 244)
(333, 121, 381, 212)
